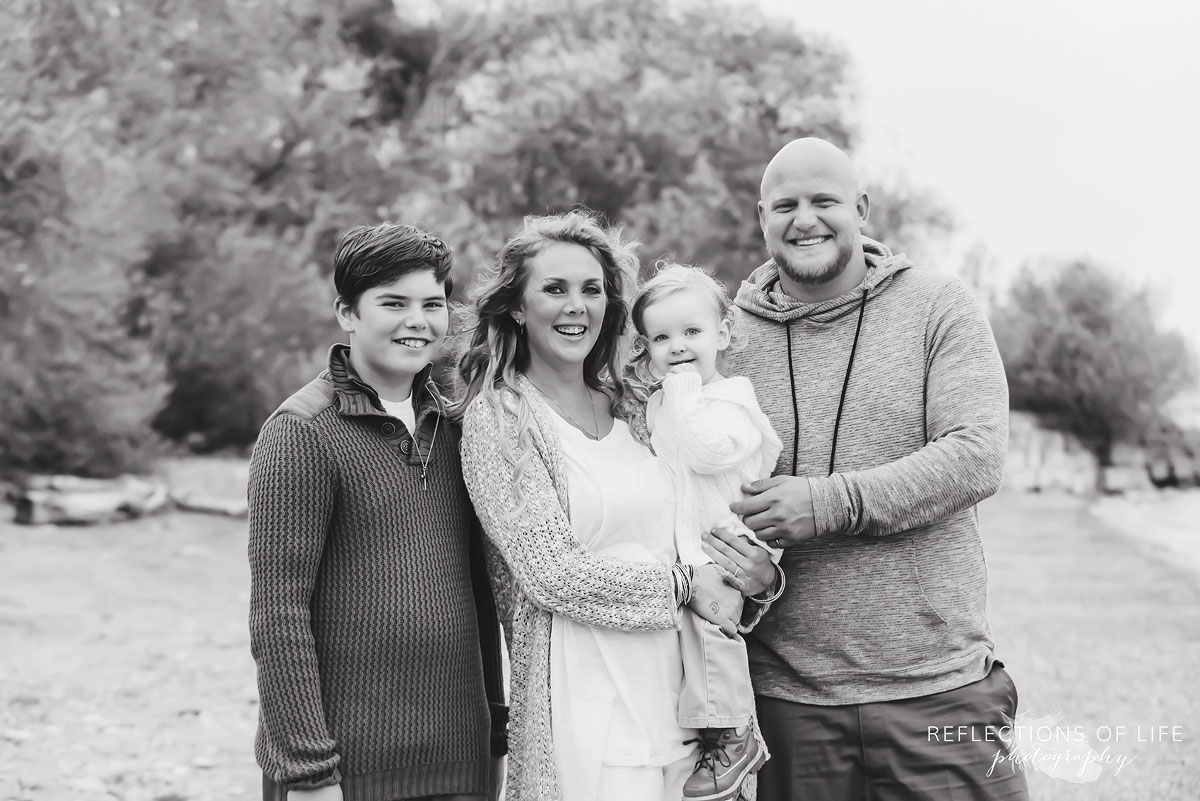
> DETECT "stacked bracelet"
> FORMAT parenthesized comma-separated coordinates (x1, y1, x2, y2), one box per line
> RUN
(750, 562, 787, 605)
(671, 563, 695, 606)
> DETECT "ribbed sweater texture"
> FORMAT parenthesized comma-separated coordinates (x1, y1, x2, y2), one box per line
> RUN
(729, 239, 1010, 706)
(248, 345, 500, 801)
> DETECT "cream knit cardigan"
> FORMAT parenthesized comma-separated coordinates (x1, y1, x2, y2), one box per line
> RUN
(459, 376, 683, 801)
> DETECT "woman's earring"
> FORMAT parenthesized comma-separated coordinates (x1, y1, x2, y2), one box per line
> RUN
(517, 318, 525, 336)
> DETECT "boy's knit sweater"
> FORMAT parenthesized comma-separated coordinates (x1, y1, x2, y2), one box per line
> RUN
(248, 345, 504, 801)
(730, 239, 1009, 706)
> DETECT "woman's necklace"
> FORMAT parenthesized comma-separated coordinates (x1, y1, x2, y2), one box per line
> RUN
(527, 377, 601, 440)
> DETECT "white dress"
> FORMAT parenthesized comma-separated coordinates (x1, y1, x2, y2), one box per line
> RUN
(548, 415, 695, 801)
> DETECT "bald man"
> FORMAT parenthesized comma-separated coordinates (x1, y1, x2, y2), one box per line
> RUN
(701, 139, 1027, 800)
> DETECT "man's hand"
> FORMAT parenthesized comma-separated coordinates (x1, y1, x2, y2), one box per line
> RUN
(687, 563, 742, 637)
(287, 785, 343, 801)
(702, 524, 776, 596)
(729, 476, 818, 548)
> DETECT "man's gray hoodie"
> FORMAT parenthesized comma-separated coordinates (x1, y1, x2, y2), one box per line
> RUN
(729, 238, 1009, 705)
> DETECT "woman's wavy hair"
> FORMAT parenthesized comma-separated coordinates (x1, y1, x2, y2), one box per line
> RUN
(619, 261, 741, 411)
(452, 210, 640, 505)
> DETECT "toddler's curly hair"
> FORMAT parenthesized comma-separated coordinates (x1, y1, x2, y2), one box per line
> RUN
(619, 261, 742, 412)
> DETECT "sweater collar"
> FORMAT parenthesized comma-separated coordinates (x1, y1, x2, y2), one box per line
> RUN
(734, 237, 913, 324)
(325, 344, 446, 458)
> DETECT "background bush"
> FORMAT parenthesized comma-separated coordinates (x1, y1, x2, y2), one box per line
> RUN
(994, 260, 1196, 482)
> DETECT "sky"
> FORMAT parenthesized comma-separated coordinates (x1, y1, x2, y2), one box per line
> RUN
(756, 0, 1200, 349)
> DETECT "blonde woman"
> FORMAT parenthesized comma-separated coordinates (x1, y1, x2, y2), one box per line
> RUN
(454, 212, 774, 801)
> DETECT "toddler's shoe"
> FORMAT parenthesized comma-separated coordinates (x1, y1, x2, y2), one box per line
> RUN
(682, 726, 766, 801)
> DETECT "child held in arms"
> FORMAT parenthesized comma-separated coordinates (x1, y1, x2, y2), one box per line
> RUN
(628, 263, 784, 801)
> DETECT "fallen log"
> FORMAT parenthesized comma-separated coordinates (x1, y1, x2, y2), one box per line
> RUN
(11, 475, 170, 525)
(8, 471, 251, 525)
(169, 490, 248, 518)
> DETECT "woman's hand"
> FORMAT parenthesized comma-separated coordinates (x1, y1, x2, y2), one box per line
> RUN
(702, 524, 777, 596)
(687, 563, 742, 636)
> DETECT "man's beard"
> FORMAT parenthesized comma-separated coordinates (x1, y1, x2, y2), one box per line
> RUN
(767, 239, 852, 286)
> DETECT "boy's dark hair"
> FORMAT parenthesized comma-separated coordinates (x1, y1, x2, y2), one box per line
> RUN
(333, 223, 454, 308)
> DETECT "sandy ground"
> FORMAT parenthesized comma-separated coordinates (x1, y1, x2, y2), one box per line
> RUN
(984, 491, 1200, 800)
(1090, 490, 1200, 577)
(0, 460, 259, 801)
(1, 460, 1198, 800)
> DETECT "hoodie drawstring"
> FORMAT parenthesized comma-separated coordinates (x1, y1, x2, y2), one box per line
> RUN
(785, 322, 800, 475)
(785, 288, 870, 476)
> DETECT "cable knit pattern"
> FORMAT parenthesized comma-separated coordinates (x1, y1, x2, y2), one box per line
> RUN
(248, 345, 501, 801)
(459, 376, 682, 801)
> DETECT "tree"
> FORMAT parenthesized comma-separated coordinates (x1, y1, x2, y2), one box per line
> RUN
(863, 177, 956, 274)
(993, 260, 1196, 479)
(4, 0, 408, 451)
(0, 7, 168, 477)
(418, 0, 951, 285)
(1, 0, 957, 469)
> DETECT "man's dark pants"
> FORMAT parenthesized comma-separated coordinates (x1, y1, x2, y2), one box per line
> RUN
(756, 665, 1029, 801)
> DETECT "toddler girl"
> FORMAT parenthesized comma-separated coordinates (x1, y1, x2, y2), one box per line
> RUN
(629, 263, 783, 801)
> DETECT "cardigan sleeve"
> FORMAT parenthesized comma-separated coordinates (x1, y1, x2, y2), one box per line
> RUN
(460, 397, 680, 632)
(247, 413, 342, 789)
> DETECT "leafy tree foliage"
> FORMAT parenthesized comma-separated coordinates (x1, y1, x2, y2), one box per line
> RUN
(1, 0, 953, 473)
(994, 260, 1196, 473)
(420, 0, 948, 281)
(0, 13, 167, 477)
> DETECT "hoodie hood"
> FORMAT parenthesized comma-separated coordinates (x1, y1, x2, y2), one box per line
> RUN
(734, 237, 913, 324)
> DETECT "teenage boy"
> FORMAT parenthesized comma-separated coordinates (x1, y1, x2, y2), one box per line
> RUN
(248, 223, 506, 801)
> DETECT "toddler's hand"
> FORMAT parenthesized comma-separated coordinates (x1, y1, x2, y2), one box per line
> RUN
(688, 563, 741, 636)
(668, 363, 699, 375)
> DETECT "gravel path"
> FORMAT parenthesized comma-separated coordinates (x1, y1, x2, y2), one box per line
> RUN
(1, 470, 1197, 800)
